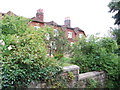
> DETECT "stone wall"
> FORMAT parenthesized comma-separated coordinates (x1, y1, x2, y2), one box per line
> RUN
(60, 65, 80, 88)
(28, 65, 105, 88)
(77, 71, 105, 88)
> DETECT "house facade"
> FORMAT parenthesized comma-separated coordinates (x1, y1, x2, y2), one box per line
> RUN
(29, 9, 86, 44)
(0, 9, 86, 44)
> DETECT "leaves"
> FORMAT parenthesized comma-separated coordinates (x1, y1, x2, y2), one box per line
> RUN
(108, 0, 120, 25)
(71, 35, 119, 88)
(0, 15, 62, 88)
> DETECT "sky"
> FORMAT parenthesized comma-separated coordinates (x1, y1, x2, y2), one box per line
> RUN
(0, 0, 116, 36)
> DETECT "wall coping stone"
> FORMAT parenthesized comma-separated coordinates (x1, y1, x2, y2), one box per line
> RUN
(79, 71, 104, 80)
(63, 65, 80, 72)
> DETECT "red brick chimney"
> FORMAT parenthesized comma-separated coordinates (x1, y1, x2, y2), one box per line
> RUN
(36, 9, 44, 22)
(64, 17, 71, 27)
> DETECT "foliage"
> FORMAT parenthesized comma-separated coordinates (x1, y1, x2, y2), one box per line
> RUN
(66, 72, 74, 82)
(108, 1, 120, 87)
(71, 35, 119, 88)
(50, 71, 74, 88)
(0, 15, 62, 88)
(108, 0, 120, 55)
(54, 53, 63, 60)
(112, 28, 120, 56)
(112, 28, 120, 45)
(108, 0, 120, 25)
(44, 27, 70, 60)
(1, 15, 29, 35)
(58, 57, 73, 67)
(86, 78, 100, 88)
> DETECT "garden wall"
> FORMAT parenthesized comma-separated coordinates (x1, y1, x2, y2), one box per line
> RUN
(29, 65, 105, 88)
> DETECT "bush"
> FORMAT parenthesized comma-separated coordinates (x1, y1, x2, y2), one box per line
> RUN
(44, 27, 70, 60)
(0, 15, 62, 88)
(53, 53, 63, 60)
(71, 35, 119, 88)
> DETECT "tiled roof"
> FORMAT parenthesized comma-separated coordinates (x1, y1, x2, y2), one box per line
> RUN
(32, 19, 86, 36)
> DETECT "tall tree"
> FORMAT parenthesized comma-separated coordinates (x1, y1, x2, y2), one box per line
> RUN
(108, 0, 120, 56)
(108, 0, 120, 25)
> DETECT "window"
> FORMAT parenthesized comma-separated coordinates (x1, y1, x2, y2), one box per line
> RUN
(34, 26, 40, 30)
(45, 33, 50, 40)
(70, 42, 74, 46)
(50, 41, 56, 50)
(79, 34, 83, 38)
(53, 29, 59, 37)
(68, 32, 72, 38)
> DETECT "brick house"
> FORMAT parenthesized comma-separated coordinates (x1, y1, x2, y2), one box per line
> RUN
(0, 10, 86, 56)
(29, 9, 86, 45)
(0, 10, 86, 44)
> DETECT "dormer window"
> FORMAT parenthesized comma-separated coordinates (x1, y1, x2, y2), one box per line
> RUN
(34, 26, 40, 30)
(68, 32, 72, 38)
(53, 29, 59, 37)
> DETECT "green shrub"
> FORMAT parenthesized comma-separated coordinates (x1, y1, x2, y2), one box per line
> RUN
(53, 53, 63, 60)
(71, 35, 119, 88)
(0, 15, 62, 88)
(44, 27, 70, 60)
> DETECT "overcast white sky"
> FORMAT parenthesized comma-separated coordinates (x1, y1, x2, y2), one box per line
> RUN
(0, 0, 116, 36)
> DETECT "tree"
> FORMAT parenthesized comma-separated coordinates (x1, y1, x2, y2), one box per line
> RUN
(44, 27, 70, 59)
(108, 0, 120, 55)
(0, 15, 62, 88)
(71, 36, 119, 88)
(112, 28, 120, 56)
(112, 28, 120, 45)
(108, 0, 120, 25)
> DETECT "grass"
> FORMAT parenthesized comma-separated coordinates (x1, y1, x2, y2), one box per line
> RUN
(58, 57, 74, 67)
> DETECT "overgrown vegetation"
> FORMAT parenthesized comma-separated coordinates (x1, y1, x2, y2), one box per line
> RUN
(51, 71, 74, 88)
(0, 6, 119, 88)
(86, 78, 100, 88)
(0, 15, 62, 88)
(71, 36, 119, 88)
(44, 27, 70, 60)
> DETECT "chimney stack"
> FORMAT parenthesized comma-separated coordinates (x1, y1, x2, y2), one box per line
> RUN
(64, 17, 71, 27)
(36, 9, 44, 22)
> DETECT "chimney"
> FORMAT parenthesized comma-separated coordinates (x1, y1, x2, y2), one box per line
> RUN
(64, 17, 71, 27)
(36, 9, 44, 22)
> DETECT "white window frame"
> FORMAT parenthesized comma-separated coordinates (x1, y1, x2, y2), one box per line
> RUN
(34, 26, 40, 30)
(50, 41, 56, 50)
(68, 32, 72, 38)
(70, 42, 74, 46)
(53, 29, 59, 37)
(79, 34, 83, 38)
(45, 33, 50, 40)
